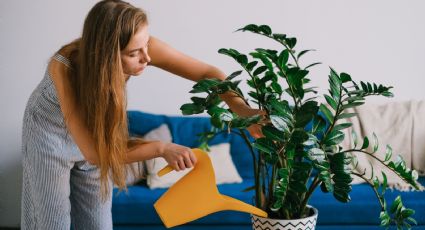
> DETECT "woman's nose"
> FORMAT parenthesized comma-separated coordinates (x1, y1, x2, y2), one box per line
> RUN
(140, 50, 151, 64)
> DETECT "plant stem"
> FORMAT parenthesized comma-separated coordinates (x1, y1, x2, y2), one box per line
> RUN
(267, 164, 277, 209)
(320, 85, 344, 147)
(341, 149, 417, 187)
(225, 89, 250, 106)
(239, 129, 261, 208)
(351, 172, 385, 209)
(241, 66, 263, 110)
(300, 174, 320, 214)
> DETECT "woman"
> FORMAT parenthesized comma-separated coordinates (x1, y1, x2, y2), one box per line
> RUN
(21, 0, 262, 229)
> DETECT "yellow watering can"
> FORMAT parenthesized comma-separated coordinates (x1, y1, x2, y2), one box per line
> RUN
(154, 148, 268, 228)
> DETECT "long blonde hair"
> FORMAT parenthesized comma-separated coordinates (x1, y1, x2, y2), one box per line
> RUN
(60, 0, 148, 199)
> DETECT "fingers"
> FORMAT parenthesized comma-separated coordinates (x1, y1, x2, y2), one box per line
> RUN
(163, 144, 197, 171)
(189, 150, 197, 165)
(179, 149, 196, 170)
(183, 153, 193, 168)
(177, 159, 186, 171)
(172, 161, 180, 171)
(248, 124, 264, 139)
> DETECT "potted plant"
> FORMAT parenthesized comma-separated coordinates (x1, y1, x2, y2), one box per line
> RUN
(180, 24, 422, 229)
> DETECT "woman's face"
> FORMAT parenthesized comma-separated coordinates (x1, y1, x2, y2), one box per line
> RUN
(121, 24, 151, 77)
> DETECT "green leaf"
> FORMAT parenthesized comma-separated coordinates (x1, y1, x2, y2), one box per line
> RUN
(372, 133, 379, 153)
(324, 130, 345, 146)
(311, 115, 327, 134)
(308, 148, 325, 162)
(352, 130, 358, 148)
(245, 61, 258, 72)
(340, 72, 352, 83)
(407, 217, 418, 225)
(361, 136, 369, 149)
(236, 24, 259, 33)
(333, 123, 352, 131)
(297, 49, 315, 60)
(380, 211, 390, 227)
(329, 68, 342, 101)
(337, 112, 356, 120)
(277, 49, 289, 69)
(272, 33, 286, 41)
(236, 54, 248, 65)
(390, 196, 402, 214)
(271, 82, 283, 95)
(342, 101, 365, 110)
(190, 97, 206, 105)
(218, 48, 238, 59)
(250, 52, 273, 71)
(305, 62, 322, 69)
(270, 100, 292, 116)
(286, 37, 297, 49)
(382, 172, 388, 192)
(211, 115, 224, 129)
(290, 130, 309, 145)
(220, 112, 233, 122)
(278, 168, 289, 178)
(270, 115, 290, 132)
(286, 67, 308, 99)
(324, 94, 338, 111)
(319, 104, 334, 123)
(303, 134, 318, 146)
(252, 138, 276, 154)
(253, 65, 268, 76)
(258, 25, 272, 35)
(247, 77, 258, 88)
(227, 70, 243, 80)
(262, 126, 286, 141)
(180, 103, 205, 115)
(231, 115, 261, 129)
(248, 91, 258, 100)
(367, 82, 373, 93)
(295, 101, 318, 128)
(190, 78, 221, 93)
(333, 189, 351, 203)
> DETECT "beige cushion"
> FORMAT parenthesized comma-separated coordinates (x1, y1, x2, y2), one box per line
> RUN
(146, 142, 243, 189)
(125, 124, 173, 185)
(340, 100, 425, 190)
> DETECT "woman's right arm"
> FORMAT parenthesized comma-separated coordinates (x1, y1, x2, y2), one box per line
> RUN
(49, 58, 102, 164)
(49, 57, 196, 170)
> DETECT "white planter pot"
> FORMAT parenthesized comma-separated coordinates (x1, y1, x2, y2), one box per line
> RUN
(251, 205, 318, 230)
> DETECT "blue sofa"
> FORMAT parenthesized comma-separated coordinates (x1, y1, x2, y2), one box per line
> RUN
(112, 111, 425, 230)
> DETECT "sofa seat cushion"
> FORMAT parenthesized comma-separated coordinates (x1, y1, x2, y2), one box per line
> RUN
(113, 177, 425, 226)
(112, 179, 257, 225)
(309, 177, 425, 225)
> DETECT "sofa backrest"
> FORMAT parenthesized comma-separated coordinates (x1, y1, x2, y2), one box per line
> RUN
(127, 111, 255, 179)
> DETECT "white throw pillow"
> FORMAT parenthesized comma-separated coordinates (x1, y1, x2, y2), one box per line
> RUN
(125, 124, 173, 185)
(146, 142, 243, 189)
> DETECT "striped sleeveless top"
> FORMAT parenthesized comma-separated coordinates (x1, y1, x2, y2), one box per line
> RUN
(22, 53, 84, 161)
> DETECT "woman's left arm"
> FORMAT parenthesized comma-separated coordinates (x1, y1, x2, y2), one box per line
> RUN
(148, 36, 264, 138)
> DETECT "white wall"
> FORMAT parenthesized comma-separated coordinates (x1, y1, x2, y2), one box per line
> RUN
(1, 0, 424, 227)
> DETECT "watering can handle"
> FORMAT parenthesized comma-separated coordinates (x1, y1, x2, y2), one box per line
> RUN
(157, 165, 174, 177)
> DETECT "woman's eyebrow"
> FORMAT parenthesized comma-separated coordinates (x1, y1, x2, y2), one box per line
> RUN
(128, 39, 150, 53)
(128, 48, 141, 53)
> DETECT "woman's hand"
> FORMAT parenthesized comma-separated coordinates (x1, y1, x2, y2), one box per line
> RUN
(159, 143, 197, 171)
(247, 124, 264, 139)
(237, 108, 267, 139)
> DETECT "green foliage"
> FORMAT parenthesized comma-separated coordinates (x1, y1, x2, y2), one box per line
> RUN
(180, 24, 421, 228)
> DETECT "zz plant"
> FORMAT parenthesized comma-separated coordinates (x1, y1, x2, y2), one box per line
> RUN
(180, 24, 422, 229)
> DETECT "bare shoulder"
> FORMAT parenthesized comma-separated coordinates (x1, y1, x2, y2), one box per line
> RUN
(49, 39, 79, 85)
(48, 40, 80, 118)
